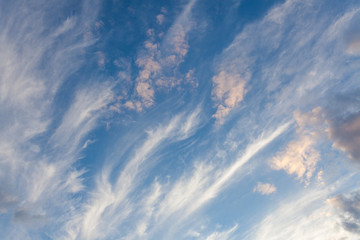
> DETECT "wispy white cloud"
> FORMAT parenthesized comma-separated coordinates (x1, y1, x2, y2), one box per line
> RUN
(244, 177, 360, 240)
(2, 0, 359, 239)
(70, 119, 287, 240)
(64, 107, 202, 240)
(50, 83, 114, 153)
(125, 122, 290, 239)
(211, 0, 360, 127)
(0, 0, 112, 238)
(204, 224, 238, 240)
(184, 122, 290, 218)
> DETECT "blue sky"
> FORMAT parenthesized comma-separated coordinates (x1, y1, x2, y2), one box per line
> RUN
(1, 0, 360, 239)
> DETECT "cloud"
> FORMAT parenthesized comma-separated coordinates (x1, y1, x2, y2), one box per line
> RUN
(269, 109, 324, 185)
(135, 81, 155, 107)
(289, 92, 360, 164)
(77, 117, 182, 239)
(185, 69, 198, 88)
(12, 207, 46, 227)
(328, 190, 360, 234)
(244, 180, 360, 240)
(50, 83, 114, 153)
(212, 71, 247, 124)
(96, 51, 105, 67)
(125, 0, 198, 111)
(74, 121, 288, 240)
(253, 182, 277, 195)
(0, 0, 113, 238)
(204, 224, 238, 240)
(209, 0, 360, 129)
(272, 97, 360, 185)
(187, 123, 290, 215)
(141, 122, 290, 238)
(344, 11, 360, 55)
(1, 0, 359, 239)
(64, 108, 202, 240)
(157, 14, 165, 25)
(0, 193, 18, 213)
(271, 134, 320, 185)
(327, 111, 360, 162)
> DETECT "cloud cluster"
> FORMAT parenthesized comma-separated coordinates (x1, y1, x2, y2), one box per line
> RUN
(124, 0, 198, 111)
(271, 94, 360, 183)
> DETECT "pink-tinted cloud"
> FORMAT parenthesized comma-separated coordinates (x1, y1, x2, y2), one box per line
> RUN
(253, 182, 277, 195)
(212, 71, 246, 124)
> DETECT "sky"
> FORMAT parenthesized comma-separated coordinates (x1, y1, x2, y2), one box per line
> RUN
(1, 0, 360, 239)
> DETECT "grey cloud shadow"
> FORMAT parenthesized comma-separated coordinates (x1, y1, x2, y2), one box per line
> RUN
(12, 207, 47, 228)
(325, 89, 360, 163)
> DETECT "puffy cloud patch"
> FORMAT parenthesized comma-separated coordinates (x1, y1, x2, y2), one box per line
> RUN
(253, 182, 277, 195)
(156, 14, 165, 25)
(270, 109, 323, 185)
(212, 71, 247, 124)
(136, 82, 155, 108)
(271, 134, 320, 185)
(272, 97, 360, 183)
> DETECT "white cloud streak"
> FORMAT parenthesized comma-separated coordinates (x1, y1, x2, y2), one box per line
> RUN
(211, 0, 360, 127)
(244, 177, 360, 240)
(64, 107, 202, 240)
(0, 0, 112, 238)
(184, 122, 290, 217)
(122, 122, 290, 239)
(204, 224, 239, 240)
